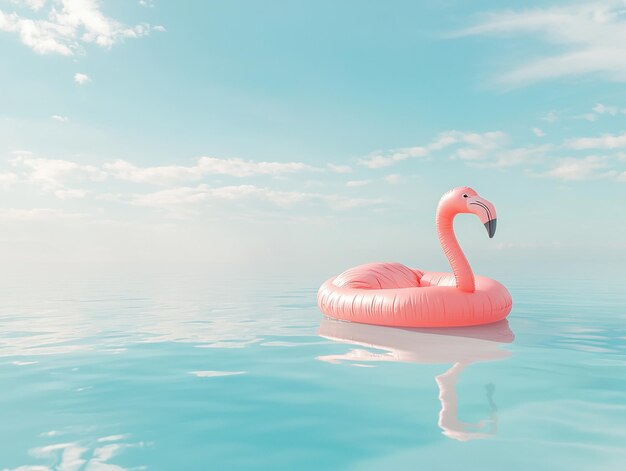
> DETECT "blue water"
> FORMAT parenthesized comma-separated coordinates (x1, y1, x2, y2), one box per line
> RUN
(1, 269, 625, 470)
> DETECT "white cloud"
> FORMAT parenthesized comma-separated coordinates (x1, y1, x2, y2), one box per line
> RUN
(132, 184, 291, 208)
(132, 184, 382, 212)
(0, 9, 71, 55)
(327, 163, 352, 173)
(54, 188, 87, 200)
(10, 152, 106, 192)
(325, 195, 381, 210)
(153, 24, 165, 32)
(574, 102, 626, 121)
(456, 1, 626, 84)
(384, 174, 403, 184)
(430, 130, 505, 153)
(197, 156, 316, 177)
(360, 130, 506, 168)
(9, 0, 47, 11)
(51, 114, 68, 122)
(577, 112, 598, 122)
(541, 110, 558, 122)
(346, 179, 370, 187)
(105, 156, 318, 185)
(0, 171, 19, 187)
(566, 132, 626, 150)
(104, 160, 201, 185)
(74, 72, 90, 84)
(4, 152, 354, 209)
(593, 103, 620, 115)
(536, 156, 616, 181)
(0, 207, 86, 220)
(532, 127, 545, 137)
(360, 145, 427, 169)
(0, 0, 157, 55)
(131, 185, 208, 208)
(470, 145, 550, 169)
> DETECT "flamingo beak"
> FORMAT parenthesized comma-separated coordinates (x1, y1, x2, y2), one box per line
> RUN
(467, 196, 497, 238)
(484, 218, 497, 239)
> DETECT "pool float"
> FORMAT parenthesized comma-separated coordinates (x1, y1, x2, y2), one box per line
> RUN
(317, 317, 514, 441)
(317, 187, 512, 327)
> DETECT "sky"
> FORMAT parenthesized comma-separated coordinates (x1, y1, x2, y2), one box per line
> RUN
(1, 0, 625, 277)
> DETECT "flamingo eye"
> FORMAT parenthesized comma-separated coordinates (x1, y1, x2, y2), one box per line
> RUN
(463, 194, 468, 198)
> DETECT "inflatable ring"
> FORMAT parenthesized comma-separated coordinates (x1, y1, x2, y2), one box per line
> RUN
(317, 187, 512, 327)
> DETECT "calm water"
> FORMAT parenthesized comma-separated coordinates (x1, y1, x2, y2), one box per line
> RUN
(1, 268, 625, 470)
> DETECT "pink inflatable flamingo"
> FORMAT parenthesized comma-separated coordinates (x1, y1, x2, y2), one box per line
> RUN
(317, 187, 512, 327)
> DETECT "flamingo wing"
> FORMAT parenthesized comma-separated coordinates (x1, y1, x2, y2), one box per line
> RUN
(332, 262, 423, 290)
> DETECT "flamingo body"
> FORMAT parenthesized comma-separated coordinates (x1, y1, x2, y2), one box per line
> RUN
(317, 187, 513, 327)
(332, 262, 423, 290)
(318, 268, 511, 327)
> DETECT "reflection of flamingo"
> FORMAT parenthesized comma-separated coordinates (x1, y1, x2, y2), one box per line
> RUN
(317, 317, 514, 441)
(436, 365, 498, 441)
(318, 187, 512, 327)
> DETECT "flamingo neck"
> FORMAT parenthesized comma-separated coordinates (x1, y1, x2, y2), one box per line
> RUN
(436, 206, 475, 292)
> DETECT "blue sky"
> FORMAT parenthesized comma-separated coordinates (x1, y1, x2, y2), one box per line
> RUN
(1, 0, 625, 275)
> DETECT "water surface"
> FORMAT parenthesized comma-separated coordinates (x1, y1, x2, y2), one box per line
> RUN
(1, 269, 625, 470)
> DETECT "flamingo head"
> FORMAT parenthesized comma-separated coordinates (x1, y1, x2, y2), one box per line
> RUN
(441, 187, 498, 238)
